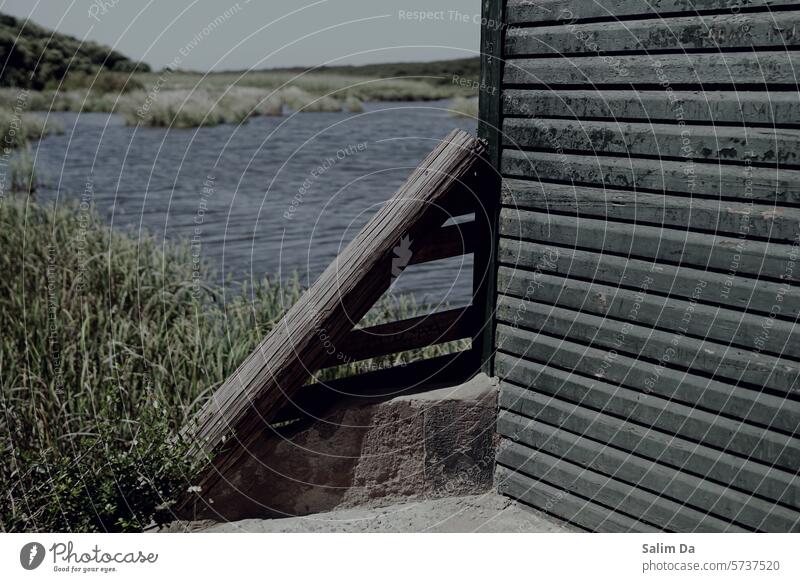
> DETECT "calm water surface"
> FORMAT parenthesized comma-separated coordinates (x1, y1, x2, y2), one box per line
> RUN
(33, 101, 477, 307)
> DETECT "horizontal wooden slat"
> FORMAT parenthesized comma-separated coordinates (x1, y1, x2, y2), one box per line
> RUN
(502, 118, 800, 167)
(497, 238, 800, 318)
(496, 463, 658, 532)
(502, 149, 800, 203)
(495, 352, 800, 470)
(408, 221, 476, 265)
(497, 437, 747, 531)
(320, 307, 474, 368)
(498, 414, 800, 531)
(501, 179, 800, 241)
(273, 351, 475, 424)
(506, 11, 800, 55)
(498, 267, 800, 359)
(495, 297, 800, 434)
(495, 297, 800, 394)
(504, 52, 800, 85)
(502, 89, 800, 126)
(499, 209, 797, 278)
(506, 0, 799, 24)
(437, 182, 479, 218)
(499, 381, 800, 506)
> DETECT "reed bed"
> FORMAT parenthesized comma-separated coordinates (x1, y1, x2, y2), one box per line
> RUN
(0, 109, 64, 149)
(0, 197, 464, 532)
(1, 69, 470, 130)
(447, 96, 479, 118)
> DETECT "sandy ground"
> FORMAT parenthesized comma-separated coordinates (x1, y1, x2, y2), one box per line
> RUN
(168, 493, 576, 533)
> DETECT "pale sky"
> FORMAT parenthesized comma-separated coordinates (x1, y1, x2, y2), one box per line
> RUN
(0, 0, 481, 71)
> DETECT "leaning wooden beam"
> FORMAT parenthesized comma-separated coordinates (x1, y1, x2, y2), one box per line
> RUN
(182, 129, 486, 497)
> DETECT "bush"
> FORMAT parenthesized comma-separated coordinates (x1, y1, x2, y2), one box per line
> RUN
(0, 198, 464, 531)
(0, 12, 148, 90)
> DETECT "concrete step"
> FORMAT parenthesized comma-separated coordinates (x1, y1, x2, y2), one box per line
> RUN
(182, 373, 499, 521)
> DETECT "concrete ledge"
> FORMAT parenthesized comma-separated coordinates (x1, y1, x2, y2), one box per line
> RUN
(183, 374, 499, 521)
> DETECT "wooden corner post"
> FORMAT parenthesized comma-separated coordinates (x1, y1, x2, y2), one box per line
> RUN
(473, 0, 505, 376)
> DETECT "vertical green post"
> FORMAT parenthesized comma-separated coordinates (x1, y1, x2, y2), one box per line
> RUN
(472, 0, 504, 376)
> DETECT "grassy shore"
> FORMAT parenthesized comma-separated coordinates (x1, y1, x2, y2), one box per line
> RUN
(0, 57, 478, 129)
(0, 197, 465, 532)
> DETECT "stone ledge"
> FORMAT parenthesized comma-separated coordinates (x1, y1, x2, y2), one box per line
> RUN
(182, 373, 498, 522)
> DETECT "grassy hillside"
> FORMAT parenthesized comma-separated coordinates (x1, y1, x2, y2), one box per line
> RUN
(241, 57, 480, 87)
(0, 12, 149, 89)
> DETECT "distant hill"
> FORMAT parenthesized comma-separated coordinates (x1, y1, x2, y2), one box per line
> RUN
(0, 12, 149, 89)
(234, 57, 481, 87)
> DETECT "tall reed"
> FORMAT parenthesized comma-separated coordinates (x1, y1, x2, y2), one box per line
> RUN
(0, 197, 464, 531)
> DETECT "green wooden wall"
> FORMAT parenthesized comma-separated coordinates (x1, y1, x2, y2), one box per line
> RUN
(486, 0, 800, 531)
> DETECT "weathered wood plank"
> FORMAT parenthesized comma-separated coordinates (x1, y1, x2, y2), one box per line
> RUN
(506, 11, 800, 55)
(504, 52, 800, 85)
(497, 437, 748, 532)
(497, 414, 800, 531)
(502, 149, 800, 203)
(272, 351, 475, 425)
(495, 299, 800, 433)
(497, 238, 800, 318)
(494, 297, 800, 394)
(499, 382, 800, 506)
(321, 307, 474, 368)
(502, 89, 800, 126)
(497, 267, 800, 359)
(501, 179, 800, 241)
(496, 463, 658, 532)
(502, 118, 800, 167)
(495, 352, 800, 469)
(499, 209, 798, 278)
(183, 130, 485, 495)
(506, 0, 798, 24)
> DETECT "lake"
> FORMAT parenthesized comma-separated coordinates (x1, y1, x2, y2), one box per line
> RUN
(32, 100, 477, 308)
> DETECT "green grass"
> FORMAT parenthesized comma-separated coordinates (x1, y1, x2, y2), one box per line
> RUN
(2, 146, 39, 192)
(448, 96, 479, 118)
(0, 197, 465, 532)
(0, 70, 471, 130)
(0, 106, 64, 149)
